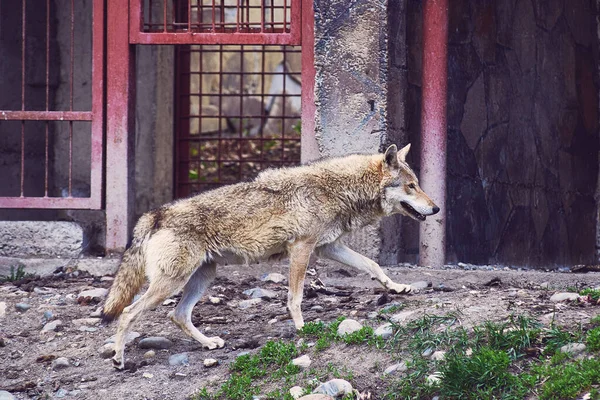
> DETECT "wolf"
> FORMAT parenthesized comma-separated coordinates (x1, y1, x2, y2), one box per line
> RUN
(102, 143, 439, 369)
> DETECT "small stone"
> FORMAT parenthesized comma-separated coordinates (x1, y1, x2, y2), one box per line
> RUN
(90, 307, 103, 317)
(426, 372, 442, 386)
(390, 310, 417, 324)
(239, 298, 262, 309)
(422, 348, 434, 358)
(100, 276, 114, 282)
(55, 388, 69, 398)
(0, 391, 15, 400)
(374, 323, 393, 339)
(144, 350, 156, 359)
(539, 282, 550, 289)
(77, 288, 108, 303)
(34, 287, 53, 295)
(143, 372, 154, 379)
(560, 343, 586, 356)
(162, 299, 177, 306)
(410, 281, 431, 290)
(43, 310, 54, 321)
(209, 296, 222, 304)
(336, 319, 363, 336)
(15, 303, 31, 312)
(313, 379, 353, 397)
(52, 357, 70, 370)
(203, 358, 218, 367)
(292, 355, 311, 369)
(73, 318, 101, 326)
(0, 302, 6, 318)
(41, 320, 63, 333)
(105, 331, 140, 345)
(243, 287, 278, 299)
(297, 396, 334, 400)
(367, 312, 378, 320)
(261, 273, 286, 284)
(169, 353, 189, 366)
(289, 386, 304, 399)
(550, 292, 580, 302)
(139, 336, 173, 350)
(431, 351, 446, 361)
(383, 362, 408, 375)
(311, 305, 324, 312)
(98, 343, 116, 359)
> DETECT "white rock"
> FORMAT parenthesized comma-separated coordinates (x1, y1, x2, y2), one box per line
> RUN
(0, 391, 16, 400)
(337, 319, 363, 336)
(261, 273, 286, 284)
(289, 386, 304, 399)
(162, 299, 177, 306)
(143, 372, 153, 379)
(41, 320, 63, 333)
(292, 354, 311, 369)
(52, 357, 70, 370)
(550, 292, 580, 303)
(209, 296, 222, 304)
(204, 358, 218, 367)
(98, 343, 116, 359)
(383, 362, 407, 375)
(77, 288, 108, 302)
(243, 287, 278, 299)
(560, 343, 586, 356)
(374, 323, 394, 339)
(431, 351, 446, 361)
(239, 298, 262, 309)
(72, 317, 101, 326)
(426, 372, 442, 386)
(144, 350, 156, 359)
(410, 281, 431, 290)
(313, 379, 353, 397)
(0, 302, 6, 318)
(390, 310, 417, 324)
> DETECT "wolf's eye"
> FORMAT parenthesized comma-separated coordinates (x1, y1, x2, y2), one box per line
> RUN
(408, 183, 416, 189)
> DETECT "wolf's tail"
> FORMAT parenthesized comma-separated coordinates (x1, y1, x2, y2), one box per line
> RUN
(102, 214, 156, 322)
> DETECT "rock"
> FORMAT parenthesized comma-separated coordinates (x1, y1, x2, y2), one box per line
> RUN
(162, 299, 177, 306)
(77, 288, 108, 303)
(42, 311, 53, 321)
(311, 305, 324, 312)
(15, 303, 31, 312)
(144, 350, 156, 359)
(0, 302, 6, 318)
(0, 391, 15, 400)
(243, 287, 278, 299)
(34, 287, 53, 295)
(98, 343, 116, 359)
(292, 355, 311, 369)
(426, 372, 442, 386)
(550, 292, 580, 302)
(41, 320, 63, 333)
(203, 358, 218, 367)
(143, 372, 153, 379)
(298, 396, 334, 400)
(410, 281, 431, 290)
(431, 351, 446, 361)
(169, 353, 189, 366)
(90, 307, 103, 317)
(55, 388, 69, 398)
(105, 331, 140, 345)
(313, 379, 353, 397)
(390, 310, 417, 324)
(560, 343, 586, 356)
(422, 348, 434, 358)
(208, 296, 222, 304)
(374, 323, 394, 339)
(239, 298, 262, 309)
(539, 282, 550, 289)
(73, 318, 102, 326)
(261, 273, 286, 284)
(100, 276, 114, 282)
(384, 362, 408, 375)
(337, 319, 363, 336)
(139, 336, 173, 350)
(289, 386, 304, 399)
(52, 357, 70, 370)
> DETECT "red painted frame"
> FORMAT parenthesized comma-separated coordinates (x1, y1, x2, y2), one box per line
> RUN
(0, 0, 104, 209)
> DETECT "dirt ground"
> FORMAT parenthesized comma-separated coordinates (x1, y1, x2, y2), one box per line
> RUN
(1, 261, 600, 400)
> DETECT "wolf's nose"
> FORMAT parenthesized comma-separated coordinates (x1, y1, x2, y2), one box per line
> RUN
(432, 206, 440, 214)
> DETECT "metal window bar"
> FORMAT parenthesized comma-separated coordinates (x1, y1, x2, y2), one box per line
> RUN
(175, 44, 301, 198)
(0, 0, 104, 209)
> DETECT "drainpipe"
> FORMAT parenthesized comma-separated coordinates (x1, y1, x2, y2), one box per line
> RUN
(419, 0, 448, 268)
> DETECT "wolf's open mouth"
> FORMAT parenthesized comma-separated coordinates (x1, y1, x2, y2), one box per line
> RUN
(401, 202, 426, 221)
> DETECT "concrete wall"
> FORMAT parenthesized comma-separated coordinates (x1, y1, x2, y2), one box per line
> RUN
(400, 0, 599, 267)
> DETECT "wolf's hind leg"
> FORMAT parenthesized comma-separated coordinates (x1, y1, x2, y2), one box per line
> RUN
(316, 241, 413, 294)
(169, 262, 224, 350)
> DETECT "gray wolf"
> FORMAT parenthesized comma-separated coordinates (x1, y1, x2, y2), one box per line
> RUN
(102, 144, 439, 369)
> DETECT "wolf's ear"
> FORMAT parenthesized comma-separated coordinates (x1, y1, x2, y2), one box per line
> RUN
(384, 145, 399, 168)
(398, 143, 411, 163)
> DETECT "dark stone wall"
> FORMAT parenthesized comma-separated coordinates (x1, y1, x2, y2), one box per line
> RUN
(397, 0, 599, 267)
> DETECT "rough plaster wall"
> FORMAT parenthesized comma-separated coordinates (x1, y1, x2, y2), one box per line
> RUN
(313, 0, 389, 261)
(405, 0, 599, 267)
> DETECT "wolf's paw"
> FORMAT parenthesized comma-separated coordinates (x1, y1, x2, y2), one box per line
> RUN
(388, 283, 416, 295)
(112, 356, 125, 370)
(203, 336, 225, 350)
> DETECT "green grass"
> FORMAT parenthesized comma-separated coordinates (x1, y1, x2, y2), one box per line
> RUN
(580, 288, 600, 301)
(586, 327, 600, 352)
(536, 358, 600, 400)
(0, 265, 33, 283)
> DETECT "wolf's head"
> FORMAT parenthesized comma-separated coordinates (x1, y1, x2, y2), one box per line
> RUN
(380, 144, 440, 221)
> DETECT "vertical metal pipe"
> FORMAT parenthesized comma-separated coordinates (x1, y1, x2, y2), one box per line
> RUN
(419, 0, 448, 268)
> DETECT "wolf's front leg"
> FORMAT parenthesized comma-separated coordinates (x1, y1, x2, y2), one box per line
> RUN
(316, 241, 414, 294)
(287, 240, 316, 330)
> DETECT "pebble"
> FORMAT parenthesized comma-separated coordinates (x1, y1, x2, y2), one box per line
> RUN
(55, 389, 69, 398)
(292, 354, 311, 369)
(73, 317, 102, 326)
(90, 307, 103, 317)
(43, 311, 54, 321)
(52, 357, 70, 370)
(539, 282, 550, 289)
(311, 305, 324, 312)
(100, 276, 114, 282)
(0, 302, 6, 318)
(243, 287, 278, 299)
(209, 296, 222, 304)
(77, 288, 108, 302)
(560, 343, 586, 356)
(168, 353, 189, 366)
(336, 319, 363, 336)
(41, 320, 63, 333)
(239, 298, 263, 309)
(390, 310, 417, 324)
(367, 312, 378, 320)
(289, 386, 304, 399)
(261, 273, 286, 284)
(144, 350, 156, 359)
(298, 396, 334, 400)
(34, 287, 53, 295)
(162, 299, 177, 306)
(431, 351, 446, 361)
(313, 379, 353, 397)
(139, 336, 173, 350)
(105, 331, 140, 345)
(384, 362, 408, 375)
(15, 303, 31, 312)
(98, 343, 116, 359)
(374, 323, 393, 339)
(422, 348, 434, 358)
(0, 391, 15, 400)
(550, 292, 580, 302)
(143, 372, 154, 379)
(410, 281, 431, 290)
(203, 358, 218, 367)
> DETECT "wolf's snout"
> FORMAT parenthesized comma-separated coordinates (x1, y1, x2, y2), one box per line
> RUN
(432, 206, 440, 214)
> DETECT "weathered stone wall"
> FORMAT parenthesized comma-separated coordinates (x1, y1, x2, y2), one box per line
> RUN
(401, 0, 599, 267)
